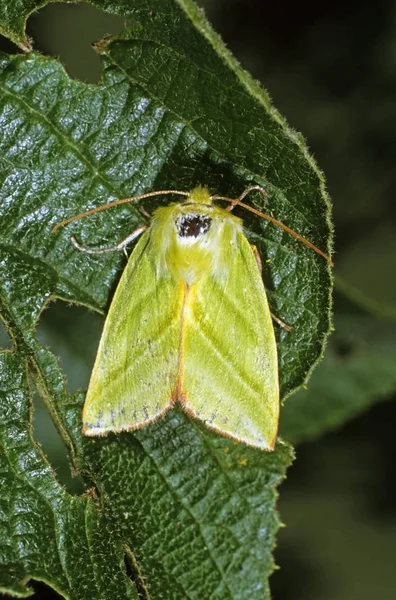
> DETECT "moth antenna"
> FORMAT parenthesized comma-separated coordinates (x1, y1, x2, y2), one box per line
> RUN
(51, 189, 189, 233)
(212, 186, 334, 266)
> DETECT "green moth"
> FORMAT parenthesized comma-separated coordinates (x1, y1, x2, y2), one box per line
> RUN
(53, 186, 332, 450)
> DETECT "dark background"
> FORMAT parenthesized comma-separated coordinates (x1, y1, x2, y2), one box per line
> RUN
(1, 1, 396, 598)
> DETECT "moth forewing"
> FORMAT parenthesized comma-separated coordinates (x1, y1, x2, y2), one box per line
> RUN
(179, 226, 279, 449)
(82, 230, 183, 435)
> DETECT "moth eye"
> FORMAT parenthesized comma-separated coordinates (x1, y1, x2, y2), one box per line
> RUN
(176, 214, 212, 238)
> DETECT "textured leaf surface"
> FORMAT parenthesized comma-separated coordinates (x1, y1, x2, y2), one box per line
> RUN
(0, 0, 331, 598)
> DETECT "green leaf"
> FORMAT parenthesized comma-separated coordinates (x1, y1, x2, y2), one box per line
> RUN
(0, 0, 332, 597)
(0, 351, 139, 599)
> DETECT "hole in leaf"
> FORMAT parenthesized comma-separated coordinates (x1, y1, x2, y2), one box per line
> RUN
(0, 34, 22, 55)
(27, 3, 124, 82)
(0, 319, 12, 350)
(30, 579, 64, 599)
(32, 378, 85, 496)
(36, 301, 104, 394)
(124, 547, 147, 599)
(34, 301, 103, 495)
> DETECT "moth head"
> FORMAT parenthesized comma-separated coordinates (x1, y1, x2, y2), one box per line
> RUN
(186, 186, 212, 206)
(50, 184, 333, 266)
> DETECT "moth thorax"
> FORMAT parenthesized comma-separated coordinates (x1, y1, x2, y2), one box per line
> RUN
(167, 212, 218, 285)
(175, 213, 211, 240)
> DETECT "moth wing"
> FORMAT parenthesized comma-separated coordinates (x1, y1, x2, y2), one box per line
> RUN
(181, 231, 279, 449)
(83, 231, 184, 435)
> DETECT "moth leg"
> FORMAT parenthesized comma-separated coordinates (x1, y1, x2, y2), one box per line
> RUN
(139, 205, 152, 220)
(226, 184, 268, 212)
(270, 312, 292, 332)
(238, 184, 268, 203)
(71, 225, 147, 257)
(251, 244, 292, 331)
(251, 244, 262, 271)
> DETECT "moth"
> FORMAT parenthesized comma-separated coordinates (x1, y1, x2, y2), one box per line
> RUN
(53, 186, 332, 450)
